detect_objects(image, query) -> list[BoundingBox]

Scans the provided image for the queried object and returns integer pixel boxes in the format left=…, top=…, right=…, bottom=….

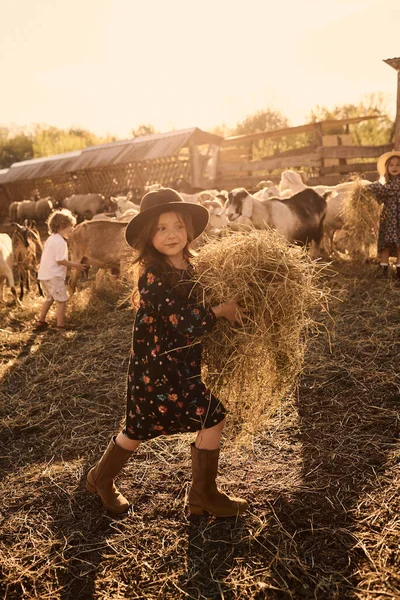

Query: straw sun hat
left=377, top=151, right=400, bottom=177
left=125, top=187, right=209, bottom=248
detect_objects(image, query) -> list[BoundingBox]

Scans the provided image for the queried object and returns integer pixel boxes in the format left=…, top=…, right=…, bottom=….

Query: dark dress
left=123, top=264, right=226, bottom=440
left=369, top=177, right=400, bottom=253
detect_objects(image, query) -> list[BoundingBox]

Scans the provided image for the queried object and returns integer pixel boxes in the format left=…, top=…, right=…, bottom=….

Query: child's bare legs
left=56, top=301, right=67, bottom=327
left=115, top=431, right=141, bottom=452
left=195, top=418, right=226, bottom=450
left=396, top=247, right=400, bottom=281
left=39, top=298, right=53, bottom=323
left=115, top=419, right=226, bottom=452
left=379, top=248, right=390, bottom=264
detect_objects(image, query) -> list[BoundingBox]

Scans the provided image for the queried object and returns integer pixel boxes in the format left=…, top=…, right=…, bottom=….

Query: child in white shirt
left=36, top=211, right=85, bottom=330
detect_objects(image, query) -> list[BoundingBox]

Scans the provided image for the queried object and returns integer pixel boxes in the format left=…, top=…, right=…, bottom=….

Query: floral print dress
left=369, top=177, right=400, bottom=253
left=124, top=264, right=226, bottom=440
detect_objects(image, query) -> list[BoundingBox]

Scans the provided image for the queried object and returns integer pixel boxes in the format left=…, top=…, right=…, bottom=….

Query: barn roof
left=0, top=128, right=223, bottom=184
left=0, top=151, right=83, bottom=184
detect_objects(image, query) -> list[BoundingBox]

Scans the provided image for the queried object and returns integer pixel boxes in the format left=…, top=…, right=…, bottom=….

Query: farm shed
left=0, top=127, right=223, bottom=215
left=216, top=115, right=393, bottom=191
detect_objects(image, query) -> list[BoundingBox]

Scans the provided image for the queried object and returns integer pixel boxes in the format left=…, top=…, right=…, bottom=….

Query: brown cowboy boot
left=188, top=443, right=248, bottom=517
left=86, top=436, right=133, bottom=514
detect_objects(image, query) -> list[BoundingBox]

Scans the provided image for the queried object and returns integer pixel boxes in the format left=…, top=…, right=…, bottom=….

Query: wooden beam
left=308, top=172, right=378, bottom=186
left=189, top=143, right=201, bottom=187
left=383, top=57, right=400, bottom=70
left=222, top=116, right=380, bottom=146
left=218, top=152, right=320, bottom=173
left=383, top=58, right=400, bottom=150
left=260, top=144, right=318, bottom=159
left=320, top=162, right=378, bottom=175
left=319, top=144, right=393, bottom=159
left=203, top=144, right=220, bottom=185
left=395, top=70, right=400, bottom=150
left=215, top=175, right=279, bottom=190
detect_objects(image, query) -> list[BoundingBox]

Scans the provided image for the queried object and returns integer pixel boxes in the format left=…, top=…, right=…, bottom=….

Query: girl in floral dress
left=86, top=188, right=248, bottom=517
left=368, top=151, right=400, bottom=279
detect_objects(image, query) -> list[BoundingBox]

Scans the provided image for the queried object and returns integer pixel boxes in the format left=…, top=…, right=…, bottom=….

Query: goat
left=224, top=188, right=328, bottom=259
left=61, top=193, right=107, bottom=220
left=11, top=223, right=43, bottom=300
left=0, top=234, right=21, bottom=306
left=278, top=169, right=373, bottom=253
left=67, top=220, right=129, bottom=293
left=109, top=195, right=137, bottom=218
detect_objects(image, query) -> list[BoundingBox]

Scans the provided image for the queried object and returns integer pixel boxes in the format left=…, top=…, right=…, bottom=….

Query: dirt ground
left=0, top=259, right=399, bottom=600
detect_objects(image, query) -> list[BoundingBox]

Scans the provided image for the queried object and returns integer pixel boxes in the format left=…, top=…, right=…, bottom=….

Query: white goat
left=110, top=196, right=137, bottom=218
left=0, top=234, right=21, bottom=305
left=254, top=180, right=281, bottom=199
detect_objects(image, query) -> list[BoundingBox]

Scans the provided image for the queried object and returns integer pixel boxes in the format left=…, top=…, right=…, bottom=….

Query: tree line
left=0, top=126, right=118, bottom=169
left=0, top=93, right=394, bottom=170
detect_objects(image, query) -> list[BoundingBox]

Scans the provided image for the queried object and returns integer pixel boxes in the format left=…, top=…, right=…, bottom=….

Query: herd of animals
left=0, top=170, right=373, bottom=305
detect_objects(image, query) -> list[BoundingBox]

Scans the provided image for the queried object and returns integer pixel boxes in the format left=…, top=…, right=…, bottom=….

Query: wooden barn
left=0, top=128, right=223, bottom=218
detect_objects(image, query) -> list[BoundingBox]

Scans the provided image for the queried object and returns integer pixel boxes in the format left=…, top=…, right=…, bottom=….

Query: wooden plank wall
left=216, top=142, right=394, bottom=190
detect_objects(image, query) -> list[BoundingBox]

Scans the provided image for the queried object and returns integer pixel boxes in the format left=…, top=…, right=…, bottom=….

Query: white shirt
left=38, top=233, right=68, bottom=280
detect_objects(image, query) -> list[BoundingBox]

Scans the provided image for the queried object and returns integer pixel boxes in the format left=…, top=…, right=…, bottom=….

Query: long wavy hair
left=384, top=156, right=400, bottom=183
left=130, top=210, right=196, bottom=307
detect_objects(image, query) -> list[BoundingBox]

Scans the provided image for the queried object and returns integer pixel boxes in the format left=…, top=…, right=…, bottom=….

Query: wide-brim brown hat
left=377, top=151, right=400, bottom=177
left=125, top=187, right=209, bottom=248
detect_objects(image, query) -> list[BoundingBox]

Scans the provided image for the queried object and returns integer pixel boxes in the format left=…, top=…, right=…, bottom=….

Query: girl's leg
left=379, top=248, right=390, bottom=264
left=115, top=431, right=141, bottom=452
left=56, top=301, right=66, bottom=327
left=396, top=247, right=400, bottom=280
left=86, top=431, right=140, bottom=514
left=195, top=418, right=226, bottom=450
left=189, top=418, right=248, bottom=516
left=39, top=298, right=54, bottom=323
left=378, top=248, right=390, bottom=278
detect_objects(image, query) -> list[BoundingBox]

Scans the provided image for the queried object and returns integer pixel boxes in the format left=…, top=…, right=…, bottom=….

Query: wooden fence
left=215, top=117, right=393, bottom=190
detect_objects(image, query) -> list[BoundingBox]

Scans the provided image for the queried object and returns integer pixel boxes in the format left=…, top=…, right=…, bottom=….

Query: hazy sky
left=1, top=0, right=399, bottom=139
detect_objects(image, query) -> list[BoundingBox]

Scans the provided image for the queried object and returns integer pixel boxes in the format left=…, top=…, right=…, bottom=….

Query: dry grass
left=0, top=258, right=399, bottom=599
left=343, top=180, right=381, bottom=261
left=193, top=230, right=329, bottom=437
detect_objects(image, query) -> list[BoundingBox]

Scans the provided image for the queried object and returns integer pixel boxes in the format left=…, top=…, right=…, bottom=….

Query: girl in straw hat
left=368, top=151, right=400, bottom=279
left=86, top=188, right=248, bottom=517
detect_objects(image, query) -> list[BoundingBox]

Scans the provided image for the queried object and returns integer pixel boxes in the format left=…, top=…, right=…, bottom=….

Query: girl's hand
left=212, top=301, right=245, bottom=326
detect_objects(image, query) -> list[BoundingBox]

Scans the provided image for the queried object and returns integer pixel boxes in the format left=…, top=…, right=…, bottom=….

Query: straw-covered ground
left=0, top=255, right=399, bottom=599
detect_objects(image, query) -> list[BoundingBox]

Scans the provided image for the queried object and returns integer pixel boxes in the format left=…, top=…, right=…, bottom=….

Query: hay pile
left=192, top=229, right=327, bottom=434
left=343, top=179, right=381, bottom=260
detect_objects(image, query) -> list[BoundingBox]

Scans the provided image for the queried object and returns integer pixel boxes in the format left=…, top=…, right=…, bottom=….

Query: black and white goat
left=224, top=187, right=328, bottom=259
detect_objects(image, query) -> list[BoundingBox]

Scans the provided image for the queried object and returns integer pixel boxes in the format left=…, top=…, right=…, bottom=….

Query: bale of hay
left=192, top=229, right=328, bottom=435
left=343, top=180, right=381, bottom=260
